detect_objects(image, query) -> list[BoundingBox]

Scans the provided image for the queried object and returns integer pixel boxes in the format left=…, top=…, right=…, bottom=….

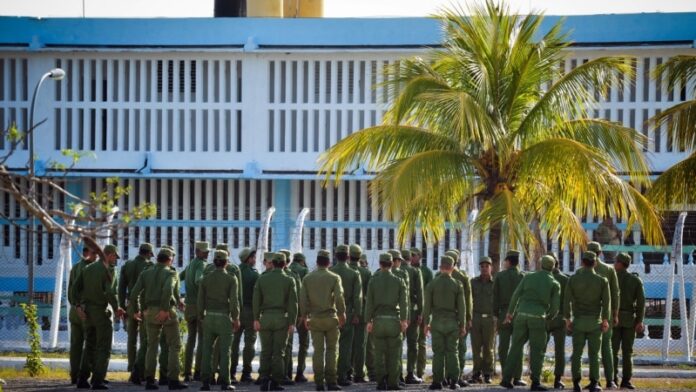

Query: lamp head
left=49, top=68, right=65, bottom=81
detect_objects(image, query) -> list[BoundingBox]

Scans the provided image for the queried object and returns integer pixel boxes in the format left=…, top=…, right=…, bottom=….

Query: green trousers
left=612, top=327, right=635, bottom=381
left=546, top=321, right=566, bottom=378
left=366, top=332, right=375, bottom=379
left=406, top=313, right=420, bottom=374
left=503, top=315, right=547, bottom=384
left=231, top=307, right=256, bottom=376
left=183, top=305, right=203, bottom=377
left=309, top=317, right=340, bottom=386
left=417, top=323, right=427, bottom=377
left=336, top=317, right=355, bottom=382
left=258, top=313, right=290, bottom=383
left=351, top=321, right=367, bottom=379
left=601, top=326, right=614, bottom=381
left=159, top=331, right=169, bottom=377
left=571, top=317, right=602, bottom=382
left=431, top=318, right=460, bottom=384
left=126, top=310, right=147, bottom=374
left=144, top=306, right=181, bottom=381
left=457, top=331, right=468, bottom=377
left=471, top=314, right=495, bottom=375
left=201, top=314, right=234, bottom=384
left=372, top=318, right=402, bottom=389
left=80, top=305, right=113, bottom=384
left=497, top=311, right=522, bottom=379
left=69, top=307, right=88, bottom=381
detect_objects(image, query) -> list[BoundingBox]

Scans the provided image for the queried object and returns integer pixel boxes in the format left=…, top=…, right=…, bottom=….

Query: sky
left=1, top=0, right=696, bottom=18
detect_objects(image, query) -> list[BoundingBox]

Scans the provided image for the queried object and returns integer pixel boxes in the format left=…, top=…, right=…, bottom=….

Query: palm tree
left=319, top=1, right=664, bottom=266
left=649, top=55, right=696, bottom=209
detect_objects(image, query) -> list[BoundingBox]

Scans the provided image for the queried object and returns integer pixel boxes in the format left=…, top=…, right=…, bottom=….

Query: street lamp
left=27, top=68, right=65, bottom=304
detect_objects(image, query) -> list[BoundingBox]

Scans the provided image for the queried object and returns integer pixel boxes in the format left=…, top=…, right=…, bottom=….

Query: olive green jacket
left=129, top=263, right=178, bottom=313
left=471, top=275, right=494, bottom=316
left=364, top=269, right=408, bottom=322
left=240, top=263, right=260, bottom=307
left=74, top=260, right=119, bottom=310
left=197, top=268, right=240, bottom=320
left=203, top=262, right=242, bottom=309
left=68, top=258, right=92, bottom=306
left=564, top=267, right=610, bottom=322
left=403, top=264, right=424, bottom=316
left=423, top=273, right=466, bottom=327
left=419, top=264, right=434, bottom=290
left=594, top=259, right=620, bottom=318
left=180, top=257, right=207, bottom=305
left=289, top=262, right=309, bottom=280
left=507, top=270, right=561, bottom=319
left=330, top=261, right=363, bottom=317
left=493, top=266, right=525, bottom=317
left=299, top=267, right=345, bottom=318
left=616, top=270, right=646, bottom=328
left=252, top=268, right=298, bottom=324
left=453, top=269, right=473, bottom=323
left=118, top=255, right=153, bottom=309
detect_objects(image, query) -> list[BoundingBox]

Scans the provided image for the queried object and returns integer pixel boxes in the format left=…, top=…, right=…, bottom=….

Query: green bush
left=19, top=304, right=46, bottom=377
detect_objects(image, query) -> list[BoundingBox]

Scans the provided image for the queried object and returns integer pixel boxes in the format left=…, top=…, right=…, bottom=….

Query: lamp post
left=27, top=68, right=65, bottom=304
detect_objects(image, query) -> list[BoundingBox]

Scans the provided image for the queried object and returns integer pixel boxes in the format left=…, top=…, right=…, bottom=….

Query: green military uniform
left=253, top=253, right=298, bottom=387
left=365, top=253, right=408, bottom=390
left=158, top=250, right=183, bottom=385
left=388, top=250, right=410, bottom=383
left=588, top=242, right=620, bottom=386
left=198, top=250, right=240, bottom=390
left=364, top=257, right=377, bottom=382
left=611, top=253, right=645, bottom=388
left=329, top=244, right=363, bottom=384
left=413, top=248, right=433, bottom=379
left=283, top=261, right=302, bottom=383
left=73, top=245, right=121, bottom=388
left=470, top=257, right=495, bottom=380
left=493, top=250, right=525, bottom=381
left=401, top=249, right=424, bottom=383
left=130, top=248, right=184, bottom=387
left=118, top=243, right=154, bottom=380
left=300, top=249, right=346, bottom=389
left=423, top=256, right=467, bottom=386
left=181, top=241, right=210, bottom=379
left=546, top=254, right=569, bottom=387
left=231, top=248, right=259, bottom=381
left=501, top=256, right=561, bottom=388
left=565, top=251, right=611, bottom=391
left=348, top=245, right=371, bottom=382
left=289, top=253, right=310, bottom=381
left=445, top=249, right=472, bottom=384
left=68, top=255, right=95, bottom=383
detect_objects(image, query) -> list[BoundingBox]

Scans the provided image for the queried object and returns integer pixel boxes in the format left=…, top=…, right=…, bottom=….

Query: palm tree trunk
left=489, top=222, right=503, bottom=274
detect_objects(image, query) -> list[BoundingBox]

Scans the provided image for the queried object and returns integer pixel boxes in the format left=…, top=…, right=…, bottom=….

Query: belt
left=375, top=315, right=399, bottom=320
left=475, top=313, right=492, bottom=318
left=517, top=312, right=546, bottom=319
left=206, top=311, right=230, bottom=317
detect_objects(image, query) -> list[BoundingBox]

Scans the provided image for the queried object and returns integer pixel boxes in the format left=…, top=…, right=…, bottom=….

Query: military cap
left=158, top=247, right=175, bottom=258
left=505, top=250, right=521, bottom=258
left=317, top=249, right=331, bottom=259
left=410, top=247, right=422, bottom=256
left=214, top=250, right=229, bottom=260
left=587, top=241, right=602, bottom=254
left=582, top=251, right=597, bottom=261
left=195, top=241, right=210, bottom=252
left=161, top=245, right=174, bottom=251
left=616, top=252, right=632, bottom=265
left=215, top=243, right=229, bottom=251
left=440, top=255, right=454, bottom=267
left=238, top=247, right=253, bottom=262
left=273, top=252, right=287, bottom=263
left=401, top=249, right=412, bottom=259
left=104, top=244, right=120, bottom=258
left=444, top=250, right=459, bottom=261
left=335, top=244, right=349, bottom=254
left=546, top=251, right=559, bottom=262
left=479, top=256, right=492, bottom=265
left=388, top=249, right=403, bottom=260
left=359, top=253, right=367, bottom=261
left=139, top=243, right=154, bottom=253
left=293, top=252, right=306, bottom=261
left=379, top=253, right=393, bottom=264
left=447, top=248, right=461, bottom=257
left=349, top=244, right=363, bottom=258
left=263, top=251, right=274, bottom=260
left=279, top=249, right=292, bottom=259
left=540, top=255, right=555, bottom=271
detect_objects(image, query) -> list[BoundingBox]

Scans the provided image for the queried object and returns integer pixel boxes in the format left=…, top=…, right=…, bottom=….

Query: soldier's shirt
left=76, top=260, right=119, bottom=310
left=564, top=267, right=610, bottom=322
left=68, top=258, right=93, bottom=307
left=252, top=268, right=298, bottom=324
left=616, top=270, right=645, bottom=328
left=364, top=269, right=408, bottom=322
left=594, top=260, right=620, bottom=317
left=299, top=267, right=346, bottom=318
left=197, top=268, right=240, bottom=319
left=182, top=257, right=207, bottom=305
left=507, top=270, right=560, bottom=319
left=118, top=255, right=153, bottom=309
left=349, top=261, right=372, bottom=301
left=240, top=263, right=260, bottom=307
left=419, top=264, right=434, bottom=290
left=493, top=266, right=525, bottom=316
left=203, top=262, right=243, bottom=307
left=330, top=262, right=363, bottom=316
left=289, top=262, right=309, bottom=280
left=422, top=273, right=466, bottom=326
left=129, top=263, right=178, bottom=313
left=471, top=275, right=494, bottom=315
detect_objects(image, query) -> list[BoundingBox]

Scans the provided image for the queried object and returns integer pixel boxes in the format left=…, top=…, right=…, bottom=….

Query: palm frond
left=650, top=100, right=696, bottom=152
left=653, top=55, right=696, bottom=95
left=648, top=152, right=696, bottom=209
left=474, top=188, right=535, bottom=250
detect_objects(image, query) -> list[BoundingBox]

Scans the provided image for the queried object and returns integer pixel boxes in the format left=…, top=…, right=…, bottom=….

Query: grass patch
left=0, top=351, right=126, bottom=359
left=0, top=368, right=131, bottom=381
left=633, top=378, right=696, bottom=390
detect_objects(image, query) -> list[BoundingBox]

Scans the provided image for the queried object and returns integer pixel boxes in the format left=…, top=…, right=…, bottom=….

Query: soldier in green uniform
left=388, top=249, right=410, bottom=387
left=231, top=248, right=259, bottom=383
left=348, top=244, right=371, bottom=384
left=290, top=252, right=310, bottom=383
left=282, top=253, right=302, bottom=386
left=181, top=241, right=210, bottom=382
left=444, top=249, right=472, bottom=388
left=253, top=252, right=298, bottom=391
left=611, top=253, right=645, bottom=390
left=73, top=244, right=125, bottom=390
left=359, top=254, right=368, bottom=269
left=469, top=256, right=495, bottom=384
left=545, top=252, right=569, bottom=390
left=330, top=244, right=363, bottom=386
left=500, top=255, right=561, bottom=391
left=157, top=245, right=185, bottom=387
left=493, top=250, right=526, bottom=387
left=363, top=253, right=377, bottom=382
left=401, top=249, right=424, bottom=385
left=119, top=243, right=155, bottom=384
left=365, top=253, right=409, bottom=391
left=130, top=247, right=188, bottom=390
left=300, top=249, right=346, bottom=391
left=68, top=246, right=97, bottom=385
left=423, top=255, right=467, bottom=390
left=564, top=251, right=611, bottom=392
left=587, top=242, right=620, bottom=389
left=411, top=247, right=432, bottom=381
left=199, top=250, right=241, bottom=391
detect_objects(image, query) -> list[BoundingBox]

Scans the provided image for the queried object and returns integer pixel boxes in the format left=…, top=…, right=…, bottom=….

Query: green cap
left=582, top=251, right=597, bottom=261
left=349, top=244, right=363, bottom=258
left=616, top=252, right=632, bottom=265
left=444, top=250, right=459, bottom=261
left=505, top=250, right=520, bottom=258
left=388, top=249, right=403, bottom=260
left=401, top=249, right=412, bottom=259
left=359, top=253, right=367, bottom=261
left=410, top=247, right=422, bottom=256
left=104, top=244, right=120, bottom=258
left=139, top=243, right=154, bottom=253
left=238, top=247, right=254, bottom=262
left=335, top=244, right=349, bottom=254
left=379, top=253, right=393, bottom=264
left=279, top=249, right=292, bottom=259
left=293, top=252, right=306, bottom=262
left=158, top=247, right=175, bottom=259
left=273, top=252, right=287, bottom=263
left=215, top=243, right=229, bottom=251
left=479, top=256, right=492, bottom=265
left=317, top=249, right=331, bottom=259
left=546, top=251, right=558, bottom=262
left=195, top=241, right=210, bottom=252
left=540, top=255, right=555, bottom=271
left=263, top=251, right=274, bottom=260
left=587, top=242, right=602, bottom=254
left=440, top=255, right=454, bottom=267
left=214, top=250, right=229, bottom=260
left=447, top=248, right=460, bottom=256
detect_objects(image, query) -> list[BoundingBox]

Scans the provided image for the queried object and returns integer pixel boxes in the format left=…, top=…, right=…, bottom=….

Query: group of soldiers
left=67, top=240, right=645, bottom=392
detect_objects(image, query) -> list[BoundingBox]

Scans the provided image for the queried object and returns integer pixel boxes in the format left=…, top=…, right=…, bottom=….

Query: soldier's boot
left=269, top=380, right=285, bottom=391
left=220, top=383, right=235, bottom=391
left=587, top=380, right=602, bottom=392
left=457, top=377, right=469, bottom=387
left=71, top=375, right=78, bottom=385
left=448, top=378, right=460, bottom=390
left=259, top=378, right=271, bottom=392
left=212, top=374, right=219, bottom=385
left=376, top=376, right=388, bottom=390
left=199, top=381, right=211, bottom=391
left=405, top=372, right=423, bottom=384
left=337, top=379, right=352, bottom=387
left=353, top=375, right=367, bottom=383
left=483, top=375, right=492, bottom=384
left=168, top=379, right=189, bottom=390
left=131, top=368, right=143, bottom=385
left=620, top=379, right=635, bottom=390
left=193, top=373, right=201, bottom=382
left=514, top=379, right=528, bottom=387
left=229, top=374, right=238, bottom=385
left=145, top=377, right=160, bottom=390
left=159, top=372, right=170, bottom=386
left=429, top=381, right=443, bottom=390
left=469, top=372, right=483, bottom=384
left=90, top=382, right=109, bottom=390
left=183, top=375, right=192, bottom=383
left=315, top=383, right=326, bottom=391
left=554, top=376, right=565, bottom=390
left=255, top=377, right=264, bottom=386
left=572, top=380, right=581, bottom=392
left=281, top=376, right=295, bottom=386
left=605, top=380, right=618, bottom=390
left=530, top=381, right=549, bottom=391
left=240, top=372, right=253, bottom=383
left=327, top=384, right=342, bottom=391
left=499, top=379, right=514, bottom=389
left=294, top=372, right=308, bottom=383
left=77, top=377, right=91, bottom=389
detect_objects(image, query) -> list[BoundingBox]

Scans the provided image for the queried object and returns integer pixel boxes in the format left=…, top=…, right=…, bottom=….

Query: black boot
left=376, top=376, right=387, bottom=390
left=240, top=372, right=254, bottom=383
left=71, top=375, right=78, bottom=385
left=620, top=379, right=635, bottom=390
left=449, top=378, right=460, bottom=390
left=260, top=378, right=271, bottom=392
left=530, top=381, right=549, bottom=391
left=337, top=378, right=352, bottom=387
left=193, top=373, right=201, bottom=382
left=554, top=376, right=565, bottom=390
left=483, top=374, right=492, bottom=384
left=131, top=368, right=142, bottom=385
left=573, top=380, right=581, bottom=392
left=168, top=379, right=189, bottom=390
left=588, top=380, right=602, bottom=392
left=315, top=383, right=326, bottom=391
left=146, top=377, right=160, bottom=390
left=605, top=380, right=617, bottom=390
left=281, top=376, right=295, bottom=386
left=77, top=377, right=91, bottom=389
left=353, top=375, right=367, bottom=383
left=327, top=384, right=342, bottom=391
left=199, top=381, right=211, bottom=391
left=90, top=383, right=109, bottom=390
left=230, top=374, right=238, bottom=385
left=270, top=379, right=285, bottom=391
left=295, top=372, right=308, bottom=383
left=220, top=383, right=235, bottom=391
left=159, top=374, right=170, bottom=386
left=429, top=381, right=443, bottom=390
left=500, top=379, right=514, bottom=389
left=405, top=372, right=423, bottom=384
left=457, top=377, right=469, bottom=387
left=514, top=379, right=527, bottom=387
left=469, top=372, right=482, bottom=384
